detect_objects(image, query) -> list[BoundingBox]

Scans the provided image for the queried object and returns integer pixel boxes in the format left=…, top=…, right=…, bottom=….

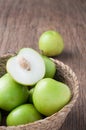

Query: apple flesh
left=6, top=104, right=42, bottom=126
left=6, top=48, right=45, bottom=86
left=42, top=55, right=56, bottom=78
left=39, top=30, right=64, bottom=56
left=0, top=73, right=29, bottom=111
left=33, top=78, right=71, bottom=116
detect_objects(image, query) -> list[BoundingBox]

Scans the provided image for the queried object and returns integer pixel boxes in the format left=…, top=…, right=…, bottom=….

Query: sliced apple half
left=6, top=48, right=45, bottom=86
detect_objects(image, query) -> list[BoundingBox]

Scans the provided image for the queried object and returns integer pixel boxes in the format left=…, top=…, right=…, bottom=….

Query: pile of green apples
left=0, top=30, right=71, bottom=126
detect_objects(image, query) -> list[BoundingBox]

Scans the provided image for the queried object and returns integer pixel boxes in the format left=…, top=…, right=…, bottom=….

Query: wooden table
left=0, top=0, right=86, bottom=130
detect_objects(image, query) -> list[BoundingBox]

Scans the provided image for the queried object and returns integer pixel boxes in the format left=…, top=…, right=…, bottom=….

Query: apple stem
left=19, top=57, right=30, bottom=71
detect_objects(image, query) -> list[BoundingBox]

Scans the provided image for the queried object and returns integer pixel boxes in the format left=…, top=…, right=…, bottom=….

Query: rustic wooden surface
left=0, top=0, right=86, bottom=130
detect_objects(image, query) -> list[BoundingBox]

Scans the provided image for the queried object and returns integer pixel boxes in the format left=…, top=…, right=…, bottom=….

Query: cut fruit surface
left=6, top=48, right=45, bottom=86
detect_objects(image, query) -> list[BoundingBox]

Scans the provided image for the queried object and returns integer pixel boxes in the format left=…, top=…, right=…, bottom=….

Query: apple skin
left=0, top=73, right=29, bottom=111
left=28, top=88, right=34, bottom=103
left=33, top=78, right=71, bottom=116
left=42, top=55, right=56, bottom=78
left=39, top=30, right=64, bottom=56
left=6, top=104, right=42, bottom=126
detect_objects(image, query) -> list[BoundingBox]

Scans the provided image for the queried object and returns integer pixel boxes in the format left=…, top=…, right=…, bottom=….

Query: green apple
left=6, top=104, right=42, bottom=126
left=6, top=48, right=45, bottom=86
left=42, top=55, right=56, bottom=78
left=33, top=78, right=71, bottom=116
left=28, top=88, right=34, bottom=103
left=39, top=30, right=64, bottom=56
left=0, top=73, right=29, bottom=111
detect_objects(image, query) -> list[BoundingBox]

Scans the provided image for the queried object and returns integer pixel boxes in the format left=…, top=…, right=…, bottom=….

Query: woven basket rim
left=0, top=53, right=79, bottom=129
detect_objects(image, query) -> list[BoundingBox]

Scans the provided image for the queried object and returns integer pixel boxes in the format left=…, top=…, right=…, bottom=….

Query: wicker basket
left=0, top=53, right=79, bottom=130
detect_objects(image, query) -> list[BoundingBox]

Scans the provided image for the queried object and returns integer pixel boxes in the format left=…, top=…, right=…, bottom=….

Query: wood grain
left=0, top=0, right=86, bottom=130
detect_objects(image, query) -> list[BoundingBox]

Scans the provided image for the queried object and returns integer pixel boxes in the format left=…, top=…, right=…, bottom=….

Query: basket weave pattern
left=0, top=54, right=79, bottom=130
